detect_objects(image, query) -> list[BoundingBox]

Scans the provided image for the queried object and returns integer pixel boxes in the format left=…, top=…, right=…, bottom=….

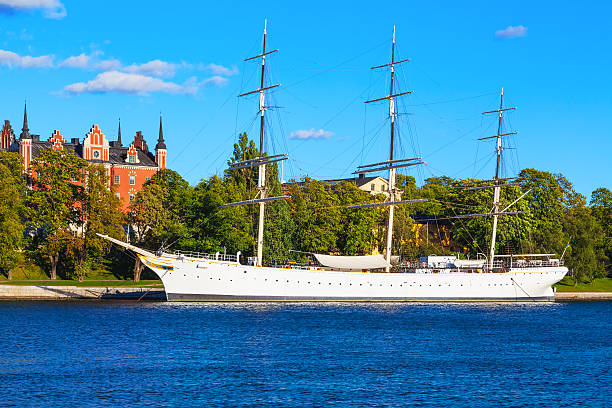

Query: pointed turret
left=155, top=114, right=167, bottom=170
left=20, top=102, right=30, bottom=140
left=156, top=114, right=166, bottom=150
left=117, top=118, right=122, bottom=147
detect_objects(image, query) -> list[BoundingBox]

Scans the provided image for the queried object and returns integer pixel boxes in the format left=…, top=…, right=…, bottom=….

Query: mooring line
left=511, top=277, right=536, bottom=302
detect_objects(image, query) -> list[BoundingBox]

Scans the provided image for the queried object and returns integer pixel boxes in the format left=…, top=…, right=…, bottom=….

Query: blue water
left=0, top=302, right=610, bottom=407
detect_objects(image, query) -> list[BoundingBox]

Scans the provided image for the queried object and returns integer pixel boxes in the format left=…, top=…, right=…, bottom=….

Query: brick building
left=0, top=103, right=167, bottom=210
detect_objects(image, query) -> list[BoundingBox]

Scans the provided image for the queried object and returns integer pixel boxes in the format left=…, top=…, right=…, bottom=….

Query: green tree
left=29, top=149, right=86, bottom=279
left=334, top=181, right=382, bottom=255
left=288, top=178, right=341, bottom=253
left=75, top=163, right=124, bottom=281
left=129, top=169, right=192, bottom=281
left=0, top=151, right=26, bottom=279
left=590, top=187, right=612, bottom=276
left=563, top=197, right=606, bottom=285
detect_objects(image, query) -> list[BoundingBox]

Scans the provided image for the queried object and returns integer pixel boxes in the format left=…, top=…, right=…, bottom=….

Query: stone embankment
left=555, top=292, right=612, bottom=301
left=0, top=285, right=166, bottom=300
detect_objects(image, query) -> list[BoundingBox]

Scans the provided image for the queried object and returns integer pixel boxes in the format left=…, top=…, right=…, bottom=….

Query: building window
left=381, top=185, right=385, bottom=191
left=129, top=155, right=135, bottom=164
left=115, top=192, right=120, bottom=199
left=114, top=175, right=120, bottom=184
left=129, top=193, right=135, bottom=202
left=145, top=176, right=151, bottom=181
left=130, top=175, right=135, bottom=185
left=93, top=150, right=100, bottom=159
left=371, top=184, right=375, bottom=191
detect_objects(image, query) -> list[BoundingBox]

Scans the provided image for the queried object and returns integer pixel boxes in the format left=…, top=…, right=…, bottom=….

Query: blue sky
left=0, top=0, right=610, bottom=197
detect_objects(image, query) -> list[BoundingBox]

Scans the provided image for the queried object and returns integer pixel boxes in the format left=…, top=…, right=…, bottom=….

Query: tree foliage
left=0, top=151, right=26, bottom=278
left=1, top=135, right=609, bottom=282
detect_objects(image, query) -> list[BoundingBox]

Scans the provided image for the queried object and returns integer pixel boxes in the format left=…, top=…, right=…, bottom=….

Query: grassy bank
left=0, top=279, right=163, bottom=288
left=554, top=277, right=612, bottom=292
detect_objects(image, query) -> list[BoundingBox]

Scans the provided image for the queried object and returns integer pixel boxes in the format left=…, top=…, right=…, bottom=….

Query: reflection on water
left=1, top=301, right=610, bottom=407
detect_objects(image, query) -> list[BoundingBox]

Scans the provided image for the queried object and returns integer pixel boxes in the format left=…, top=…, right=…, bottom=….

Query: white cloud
left=63, top=71, right=196, bottom=95
left=60, top=53, right=121, bottom=70
left=95, top=58, right=121, bottom=71
left=0, top=0, right=66, bottom=19
left=289, top=128, right=334, bottom=140
left=60, top=53, right=91, bottom=68
left=204, top=63, right=238, bottom=76
left=201, top=75, right=228, bottom=86
left=122, top=59, right=178, bottom=78
left=0, top=48, right=53, bottom=67
left=495, top=25, right=528, bottom=40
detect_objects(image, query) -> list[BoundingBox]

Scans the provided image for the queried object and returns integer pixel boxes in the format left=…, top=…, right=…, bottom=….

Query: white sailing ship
left=100, top=24, right=567, bottom=302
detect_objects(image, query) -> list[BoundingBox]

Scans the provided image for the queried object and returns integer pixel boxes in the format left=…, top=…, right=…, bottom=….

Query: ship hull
left=140, top=254, right=567, bottom=302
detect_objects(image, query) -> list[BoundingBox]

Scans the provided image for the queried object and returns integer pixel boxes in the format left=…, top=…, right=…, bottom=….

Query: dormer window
left=129, top=155, right=135, bottom=163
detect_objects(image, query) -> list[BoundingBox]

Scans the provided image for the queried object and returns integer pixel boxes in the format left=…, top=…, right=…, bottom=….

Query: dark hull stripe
left=166, top=293, right=555, bottom=302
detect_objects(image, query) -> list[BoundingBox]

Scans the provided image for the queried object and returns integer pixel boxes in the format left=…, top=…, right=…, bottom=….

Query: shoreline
left=1, top=284, right=611, bottom=302
left=554, top=291, right=612, bottom=301
left=0, top=285, right=166, bottom=301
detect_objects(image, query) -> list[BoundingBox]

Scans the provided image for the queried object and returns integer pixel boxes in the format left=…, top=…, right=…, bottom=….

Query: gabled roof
left=322, top=176, right=387, bottom=188
left=14, top=140, right=158, bottom=167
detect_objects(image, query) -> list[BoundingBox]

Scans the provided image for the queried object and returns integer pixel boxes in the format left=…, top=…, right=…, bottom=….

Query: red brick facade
left=2, top=105, right=169, bottom=211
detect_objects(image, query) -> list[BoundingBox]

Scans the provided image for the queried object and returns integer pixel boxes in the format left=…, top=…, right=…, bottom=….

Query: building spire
left=20, top=101, right=30, bottom=139
left=117, top=118, right=122, bottom=146
left=156, top=114, right=166, bottom=149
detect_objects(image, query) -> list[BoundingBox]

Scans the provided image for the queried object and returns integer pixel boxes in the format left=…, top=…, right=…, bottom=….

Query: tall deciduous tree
left=29, top=149, right=86, bottom=279
left=76, top=163, right=124, bottom=281
left=0, top=151, right=26, bottom=279
left=129, top=169, right=191, bottom=281
left=563, top=195, right=606, bottom=285
left=590, top=187, right=611, bottom=276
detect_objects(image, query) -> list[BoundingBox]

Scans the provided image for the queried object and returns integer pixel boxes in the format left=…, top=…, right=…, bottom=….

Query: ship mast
left=386, top=27, right=398, bottom=274
left=351, top=27, right=425, bottom=272
left=224, top=20, right=288, bottom=267
left=482, top=88, right=516, bottom=269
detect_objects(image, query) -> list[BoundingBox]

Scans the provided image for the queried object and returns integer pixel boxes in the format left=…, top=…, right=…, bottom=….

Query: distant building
left=0, top=103, right=168, bottom=210
left=283, top=174, right=390, bottom=197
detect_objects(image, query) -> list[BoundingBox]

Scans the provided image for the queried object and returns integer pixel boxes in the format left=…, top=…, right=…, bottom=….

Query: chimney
left=71, top=138, right=80, bottom=144
left=358, top=173, right=365, bottom=179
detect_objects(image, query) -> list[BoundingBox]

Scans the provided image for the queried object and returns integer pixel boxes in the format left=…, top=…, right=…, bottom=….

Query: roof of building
left=323, top=176, right=387, bottom=188
left=9, top=139, right=157, bottom=167
left=282, top=175, right=388, bottom=190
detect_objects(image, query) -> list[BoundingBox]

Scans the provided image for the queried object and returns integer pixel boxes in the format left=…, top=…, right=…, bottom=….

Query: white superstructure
left=98, top=235, right=566, bottom=302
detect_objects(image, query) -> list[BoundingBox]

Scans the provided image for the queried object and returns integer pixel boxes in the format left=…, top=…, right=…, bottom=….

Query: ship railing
left=488, top=258, right=564, bottom=271
left=172, top=250, right=238, bottom=262
left=397, top=258, right=564, bottom=273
